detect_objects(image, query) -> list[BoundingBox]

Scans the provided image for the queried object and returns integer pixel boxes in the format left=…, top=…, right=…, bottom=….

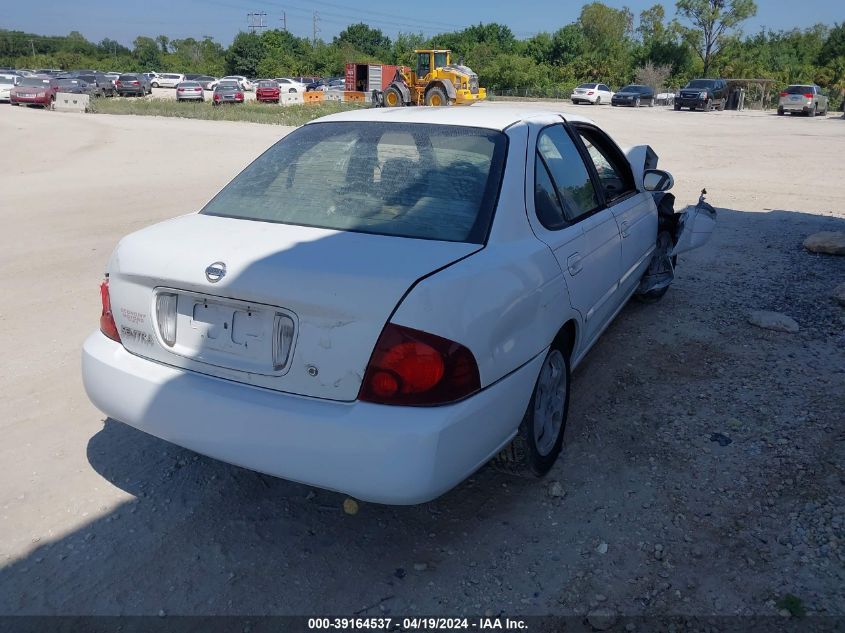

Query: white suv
left=151, top=73, right=186, bottom=89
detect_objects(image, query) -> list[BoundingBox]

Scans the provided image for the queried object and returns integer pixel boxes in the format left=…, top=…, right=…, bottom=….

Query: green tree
left=333, top=23, right=391, bottom=59
left=676, top=0, right=757, bottom=75
left=226, top=31, right=263, bottom=76
left=391, top=32, right=426, bottom=66
left=818, top=23, right=845, bottom=66
left=133, top=36, right=162, bottom=69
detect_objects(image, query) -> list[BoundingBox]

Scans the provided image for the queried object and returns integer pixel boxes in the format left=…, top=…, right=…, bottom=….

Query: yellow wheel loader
left=382, top=50, right=486, bottom=107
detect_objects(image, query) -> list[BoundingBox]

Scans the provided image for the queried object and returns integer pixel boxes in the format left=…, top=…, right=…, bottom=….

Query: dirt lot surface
left=1, top=103, right=843, bottom=623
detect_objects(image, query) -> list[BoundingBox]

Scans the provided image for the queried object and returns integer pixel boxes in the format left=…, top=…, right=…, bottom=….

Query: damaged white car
left=81, top=107, right=715, bottom=504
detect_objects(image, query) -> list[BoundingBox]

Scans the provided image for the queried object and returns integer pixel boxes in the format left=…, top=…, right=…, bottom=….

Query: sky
left=3, top=0, right=842, bottom=46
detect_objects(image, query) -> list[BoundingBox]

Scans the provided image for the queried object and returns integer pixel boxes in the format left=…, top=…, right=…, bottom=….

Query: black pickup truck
left=675, top=79, right=728, bottom=111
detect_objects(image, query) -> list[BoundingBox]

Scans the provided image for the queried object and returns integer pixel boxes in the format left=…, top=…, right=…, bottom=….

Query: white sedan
left=0, top=74, right=19, bottom=101
left=221, top=75, right=253, bottom=91
left=571, top=82, right=614, bottom=105
left=82, top=107, right=715, bottom=504
left=274, top=77, right=307, bottom=93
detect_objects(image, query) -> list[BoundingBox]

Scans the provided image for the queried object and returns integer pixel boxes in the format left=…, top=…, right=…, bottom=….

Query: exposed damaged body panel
left=637, top=190, right=717, bottom=295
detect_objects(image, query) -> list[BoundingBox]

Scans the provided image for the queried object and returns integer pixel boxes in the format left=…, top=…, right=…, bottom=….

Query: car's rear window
left=201, top=121, right=508, bottom=243
left=19, top=77, right=49, bottom=87
left=577, top=83, right=597, bottom=89
left=784, top=86, right=813, bottom=94
left=258, top=80, right=277, bottom=87
left=118, top=75, right=138, bottom=80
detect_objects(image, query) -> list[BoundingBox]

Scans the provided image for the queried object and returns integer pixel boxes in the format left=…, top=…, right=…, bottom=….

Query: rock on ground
left=748, top=310, right=800, bottom=333
left=834, top=282, right=845, bottom=307
left=803, top=231, right=845, bottom=255
left=586, top=607, right=618, bottom=631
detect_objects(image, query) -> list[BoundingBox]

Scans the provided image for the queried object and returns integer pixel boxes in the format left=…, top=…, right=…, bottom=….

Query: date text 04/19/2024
left=307, top=617, right=528, bottom=630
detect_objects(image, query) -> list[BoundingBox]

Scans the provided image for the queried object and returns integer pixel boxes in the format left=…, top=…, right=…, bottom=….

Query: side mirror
left=643, top=169, right=674, bottom=192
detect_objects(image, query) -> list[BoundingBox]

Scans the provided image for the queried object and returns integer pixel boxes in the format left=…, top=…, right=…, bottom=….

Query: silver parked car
left=175, top=81, right=205, bottom=102
left=778, top=84, right=829, bottom=117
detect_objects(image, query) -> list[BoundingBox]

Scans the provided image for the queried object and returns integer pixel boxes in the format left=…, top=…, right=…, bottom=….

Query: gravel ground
left=0, top=102, right=843, bottom=623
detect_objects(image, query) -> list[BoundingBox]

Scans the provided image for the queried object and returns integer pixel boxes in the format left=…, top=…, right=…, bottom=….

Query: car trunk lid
left=107, top=213, right=480, bottom=401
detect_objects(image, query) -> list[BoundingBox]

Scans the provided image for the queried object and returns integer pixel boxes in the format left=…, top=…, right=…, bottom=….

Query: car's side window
left=573, top=126, right=636, bottom=203
left=536, top=125, right=599, bottom=224
left=534, top=154, right=567, bottom=229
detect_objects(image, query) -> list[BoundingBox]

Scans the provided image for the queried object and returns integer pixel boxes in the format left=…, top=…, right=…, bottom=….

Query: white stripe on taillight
left=156, top=292, right=178, bottom=347
left=272, top=314, right=295, bottom=370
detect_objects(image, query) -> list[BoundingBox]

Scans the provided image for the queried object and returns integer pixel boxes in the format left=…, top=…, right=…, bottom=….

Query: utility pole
left=247, top=11, right=268, bottom=34
left=30, top=39, right=36, bottom=57
left=280, top=11, right=287, bottom=31
left=312, top=11, right=320, bottom=45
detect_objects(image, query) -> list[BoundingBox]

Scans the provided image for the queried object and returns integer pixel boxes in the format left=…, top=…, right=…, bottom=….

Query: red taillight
left=99, top=279, right=121, bottom=342
left=194, top=87, right=201, bottom=91
left=803, top=93, right=813, bottom=99
left=132, top=81, right=139, bottom=85
left=115, top=81, right=122, bottom=87
left=587, top=91, right=594, bottom=95
left=779, top=92, right=788, bottom=97
left=359, top=324, right=480, bottom=406
left=236, top=92, right=243, bottom=99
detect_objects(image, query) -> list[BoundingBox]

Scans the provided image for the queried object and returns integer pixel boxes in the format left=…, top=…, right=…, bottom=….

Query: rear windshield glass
left=118, top=75, right=137, bottom=80
left=20, top=77, right=49, bottom=87
left=201, top=121, right=508, bottom=243
left=258, top=81, right=277, bottom=87
left=784, top=86, right=813, bottom=94
left=577, top=83, right=597, bottom=89
left=619, top=85, right=646, bottom=93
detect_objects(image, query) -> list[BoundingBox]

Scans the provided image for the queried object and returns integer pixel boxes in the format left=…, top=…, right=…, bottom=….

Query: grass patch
left=89, top=96, right=365, bottom=126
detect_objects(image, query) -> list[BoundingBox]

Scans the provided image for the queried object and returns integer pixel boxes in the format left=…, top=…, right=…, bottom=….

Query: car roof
left=310, top=105, right=596, bottom=131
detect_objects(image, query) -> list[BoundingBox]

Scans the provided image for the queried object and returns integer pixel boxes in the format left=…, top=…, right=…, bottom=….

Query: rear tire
left=777, top=107, right=784, bottom=115
left=808, top=105, right=816, bottom=117
left=674, top=103, right=681, bottom=111
left=151, top=82, right=159, bottom=88
left=494, top=345, right=570, bottom=477
left=648, top=97, right=654, bottom=107
left=634, top=97, right=640, bottom=108
left=595, top=96, right=601, bottom=105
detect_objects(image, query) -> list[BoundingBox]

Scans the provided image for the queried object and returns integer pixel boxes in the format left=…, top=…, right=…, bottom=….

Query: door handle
left=567, top=253, right=583, bottom=275
left=620, top=219, right=630, bottom=238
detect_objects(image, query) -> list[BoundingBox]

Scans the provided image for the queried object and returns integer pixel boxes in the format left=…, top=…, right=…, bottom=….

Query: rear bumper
left=780, top=102, right=813, bottom=112
left=82, top=332, right=543, bottom=504
left=571, top=94, right=598, bottom=103
left=176, top=94, right=204, bottom=100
